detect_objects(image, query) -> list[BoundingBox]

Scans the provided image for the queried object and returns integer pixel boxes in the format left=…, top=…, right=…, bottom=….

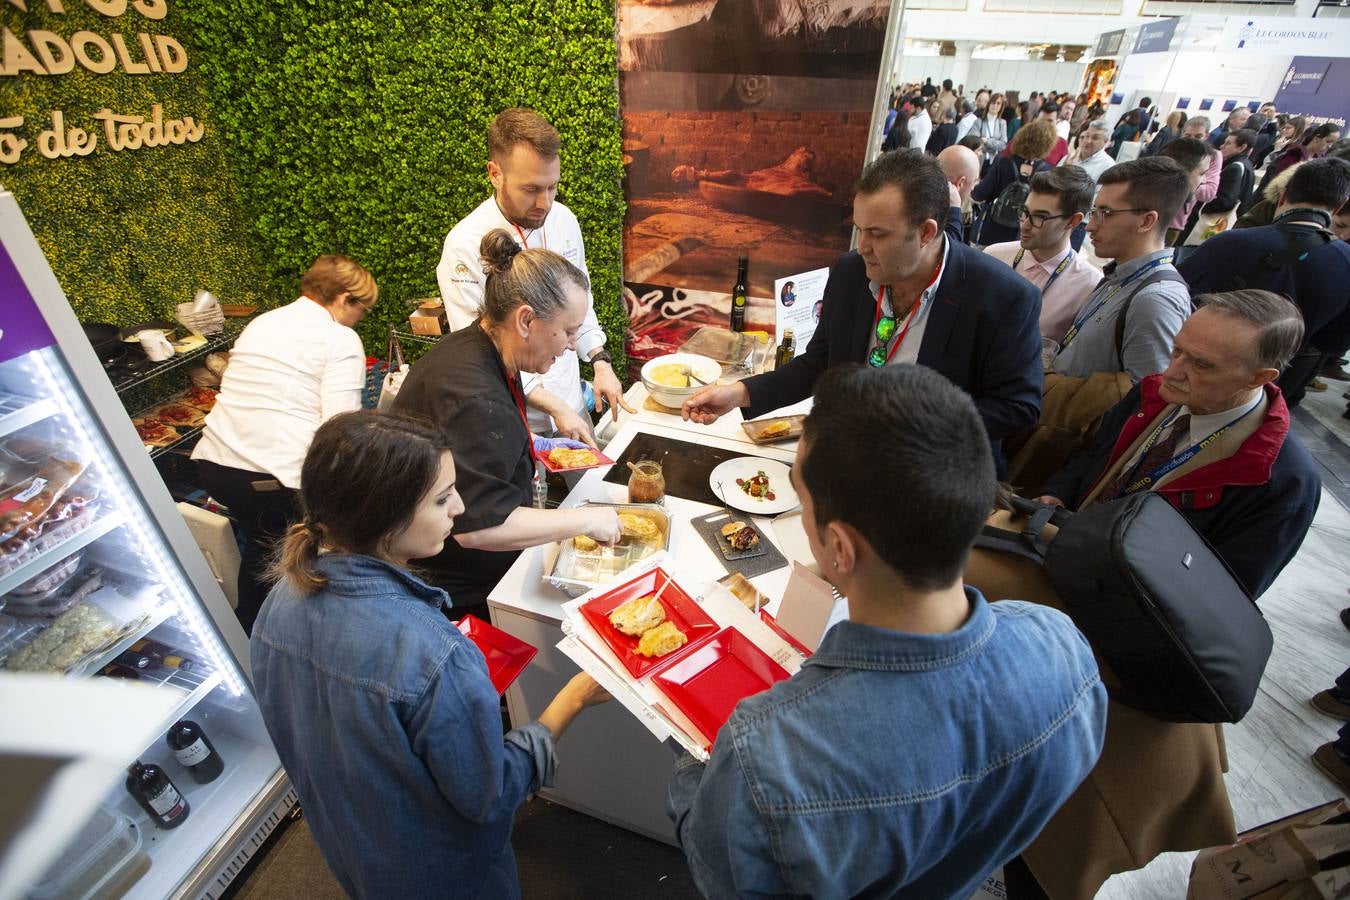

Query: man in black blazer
left=682, top=149, right=1043, bottom=474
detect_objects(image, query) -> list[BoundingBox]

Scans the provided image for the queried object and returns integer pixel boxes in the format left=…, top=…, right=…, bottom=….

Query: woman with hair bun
left=392, top=229, right=620, bottom=614
left=252, top=409, right=608, bottom=900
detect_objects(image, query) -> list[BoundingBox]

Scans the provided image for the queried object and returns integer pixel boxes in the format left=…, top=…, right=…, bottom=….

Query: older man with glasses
left=1047, top=157, right=1193, bottom=383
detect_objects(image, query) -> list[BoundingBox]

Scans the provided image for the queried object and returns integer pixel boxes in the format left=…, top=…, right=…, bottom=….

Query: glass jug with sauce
left=627, top=460, right=665, bottom=504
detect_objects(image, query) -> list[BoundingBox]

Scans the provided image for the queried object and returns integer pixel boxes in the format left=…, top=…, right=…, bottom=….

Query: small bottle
left=730, top=255, right=748, bottom=332
left=167, top=719, right=225, bottom=784
left=775, top=329, right=796, bottom=370
left=129, top=638, right=195, bottom=671
left=126, top=761, right=190, bottom=829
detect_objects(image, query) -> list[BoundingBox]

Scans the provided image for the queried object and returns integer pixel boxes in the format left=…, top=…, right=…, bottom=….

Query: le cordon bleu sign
left=1, top=0, right=204, bottom=165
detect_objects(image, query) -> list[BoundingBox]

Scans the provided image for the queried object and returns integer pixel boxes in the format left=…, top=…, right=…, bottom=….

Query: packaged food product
left=5, top=601, right=119, bottom=672
left=10, top=551, right=82, bottom=597
left=0, top=455, right=88, bottom=543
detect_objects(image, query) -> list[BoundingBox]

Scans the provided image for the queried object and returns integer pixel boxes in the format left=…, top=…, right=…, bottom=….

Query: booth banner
left=1219, top=17, right=1350, bottom=56
left=1133, top=19, right=1178, bottom=55
left=0, top=243, right=54, bottom=364
left=1094, top=29, right=1125, bottom=59
left=1275, top=57, right=1350, bottom=129
left=618, top=0, right=892, bottom=379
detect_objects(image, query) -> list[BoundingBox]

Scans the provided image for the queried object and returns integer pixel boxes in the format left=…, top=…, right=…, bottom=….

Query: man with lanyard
left=435, top=107, right=631, bottom=443
left=1178, top=157, right=1350, bottom=407
left=1048, top=157, right=1192, bottom=382
left=1040, top=290, right=1320, bottom=599
left=681, top=149, right=1043, bottom=476
left=984, top=166, right=1102, bottom=343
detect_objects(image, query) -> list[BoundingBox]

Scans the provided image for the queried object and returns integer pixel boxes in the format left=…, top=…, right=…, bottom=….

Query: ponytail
left=267, top=519, right=327, bottom=594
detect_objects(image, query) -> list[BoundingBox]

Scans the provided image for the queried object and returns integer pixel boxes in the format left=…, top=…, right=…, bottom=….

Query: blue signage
left=1177, top=97, right=1191, bottom=109
left=1274, top=56, right=1350, bottom=129
left=1221, top=99, right=1237, bottom=112
left=1199, top=98, right=1214, bottom=110
left=1133, top=18, right=1178, bottom=55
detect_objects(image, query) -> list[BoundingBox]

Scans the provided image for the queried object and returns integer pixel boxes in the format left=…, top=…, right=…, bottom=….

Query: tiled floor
left=1097, top=397, right=1350, bottom=898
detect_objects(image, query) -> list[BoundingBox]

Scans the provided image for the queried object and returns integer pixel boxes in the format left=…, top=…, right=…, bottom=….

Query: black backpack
left=977, top=494, right=1273, bottom=724
left=988, top=164, right=1032, bottom=228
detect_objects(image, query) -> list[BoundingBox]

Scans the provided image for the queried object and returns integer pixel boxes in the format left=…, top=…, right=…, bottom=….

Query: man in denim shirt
left=667, top=365, right=1107, bottom=899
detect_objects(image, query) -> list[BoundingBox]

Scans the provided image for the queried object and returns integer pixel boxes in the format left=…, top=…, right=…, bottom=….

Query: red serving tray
left=759, top=609, right=814, bottom=657
left=579, top=567, right=718, bottom=678
left=538, top=446, right=615, bottom=473
left=456, top=615, right=537, bottom=694
left=651, top=626, right=791, bottom=748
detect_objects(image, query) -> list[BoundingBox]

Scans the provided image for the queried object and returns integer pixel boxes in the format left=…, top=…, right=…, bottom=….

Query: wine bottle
left=775, top=329, right=796, bottom=370
left=166, top=719, right=225, bottom=784
left=129, top=638, right=195, bottom=671
left=730, top=255, right=748, bottom=332
left=125, top=761, right=190, bottom=829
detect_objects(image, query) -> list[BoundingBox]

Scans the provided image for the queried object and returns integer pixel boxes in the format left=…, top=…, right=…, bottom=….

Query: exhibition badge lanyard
left=1119, top=404, right=1257, bottom=496
left=1013, top=248, right=1074, bottom=298
left=1059, top=254, right=1171, bottom=351
left=871, top=260, right=943, bottom=368
left=505, top=372, right=538, bottom=463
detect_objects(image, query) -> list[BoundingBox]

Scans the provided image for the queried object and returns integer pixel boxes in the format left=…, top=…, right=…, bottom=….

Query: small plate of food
left=579, top=566, right=717, bottom=678
left=741, top=414, right=805, bottom=445
left=708, top=457, right=798, bottom=515
left=538, top=445, right=615, bottom=473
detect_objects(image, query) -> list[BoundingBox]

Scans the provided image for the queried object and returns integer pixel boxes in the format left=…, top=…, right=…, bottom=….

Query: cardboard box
left=408, top=299, right=448, bottom=336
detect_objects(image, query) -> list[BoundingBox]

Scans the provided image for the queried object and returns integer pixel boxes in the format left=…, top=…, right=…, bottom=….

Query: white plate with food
left=708, top=458, right=798, bottom=515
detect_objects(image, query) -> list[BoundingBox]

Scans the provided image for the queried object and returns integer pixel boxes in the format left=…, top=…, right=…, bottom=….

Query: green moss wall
left=1, top=2, right=269, bottom=324
left=180, top=0, right=626, bottom=363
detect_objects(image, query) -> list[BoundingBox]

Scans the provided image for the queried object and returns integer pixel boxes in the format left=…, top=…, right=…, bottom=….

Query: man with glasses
left=984, top=167, right=1102, bottom=342
left=1047, top=157, right=1193, bottom=382
left=682, top=149, right=1042, bottom=475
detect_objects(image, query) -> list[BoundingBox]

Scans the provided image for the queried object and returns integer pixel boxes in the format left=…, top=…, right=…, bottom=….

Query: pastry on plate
left=618, top=513, right=660, bottom=543
left=758, top=420, right=792, bottom=438
left=608, top=594, right=667, bottom=636
left=637, top=621, right=687, bottom=658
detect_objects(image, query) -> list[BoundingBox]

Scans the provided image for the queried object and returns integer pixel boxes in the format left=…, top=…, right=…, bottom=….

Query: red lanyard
left=873, top=260, right=943, bottom=366
left=512, top=223, right=545, bottom=250
left=506, top=373, right=537, bottom=462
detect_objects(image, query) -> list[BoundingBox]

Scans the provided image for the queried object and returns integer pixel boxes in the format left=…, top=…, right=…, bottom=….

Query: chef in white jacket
left=435, top=107, right=629, bottom=439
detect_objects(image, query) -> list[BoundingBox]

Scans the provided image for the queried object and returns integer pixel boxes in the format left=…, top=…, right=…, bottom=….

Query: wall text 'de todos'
left=1, top=0, right=206, bottom=164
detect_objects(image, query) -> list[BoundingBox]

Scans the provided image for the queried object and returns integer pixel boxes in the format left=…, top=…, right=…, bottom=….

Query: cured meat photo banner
left=618, top=0, right=894, bottom=377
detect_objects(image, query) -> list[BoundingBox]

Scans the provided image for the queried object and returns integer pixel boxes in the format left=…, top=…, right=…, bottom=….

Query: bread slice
left=637, top=621, right=687, bottom=658
left=720, top=520, right=747, bottom=537
left=608, top=594, right=666, bottom=636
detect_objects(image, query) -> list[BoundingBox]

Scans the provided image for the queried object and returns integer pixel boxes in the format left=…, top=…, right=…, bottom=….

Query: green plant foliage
left=179, top=0, right=627, bottom=371
left=0, top=3, right=270, bottom=325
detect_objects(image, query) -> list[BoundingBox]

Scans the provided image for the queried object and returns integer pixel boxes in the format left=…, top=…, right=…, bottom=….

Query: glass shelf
left=0, top=392, right=58, bottom=440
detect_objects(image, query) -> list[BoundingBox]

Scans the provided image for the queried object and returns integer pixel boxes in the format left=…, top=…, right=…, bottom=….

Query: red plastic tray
left=456, top=615, right=537, bottom=694
left=651, top=627, right=790, bottom=747
left=538, top=446, right=615, bottom=473
left=759, top=609, right=814, bottom=657
left=579, top=567, right=717, bottom=678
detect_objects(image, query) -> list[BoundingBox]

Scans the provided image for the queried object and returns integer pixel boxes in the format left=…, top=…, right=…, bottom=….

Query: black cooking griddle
left=603, top=433, right=779, bottom=507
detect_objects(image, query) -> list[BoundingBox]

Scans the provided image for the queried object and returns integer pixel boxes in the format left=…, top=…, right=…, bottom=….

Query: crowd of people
left=188, top=97, right=1350, bottom=898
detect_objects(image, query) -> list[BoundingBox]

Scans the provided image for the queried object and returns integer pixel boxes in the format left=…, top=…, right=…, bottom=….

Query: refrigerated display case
left=0, top=189, right=295, bottom=899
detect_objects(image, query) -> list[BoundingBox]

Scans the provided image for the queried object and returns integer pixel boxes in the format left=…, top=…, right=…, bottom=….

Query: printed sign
left=1133, top=19, right=1178, bottom=55
left=1274, top=57, right=1350, bottom=129
left=773, top=268, right=828, bottom=360
left=1219, top=17, right=1350, bottom=55
left=1094, top=29, right=1125, bottom=58
left=0, top=242, right=55, bottom=364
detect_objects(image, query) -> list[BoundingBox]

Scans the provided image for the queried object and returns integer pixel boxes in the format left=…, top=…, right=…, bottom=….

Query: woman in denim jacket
left=251, top=410, right=608, bottom=899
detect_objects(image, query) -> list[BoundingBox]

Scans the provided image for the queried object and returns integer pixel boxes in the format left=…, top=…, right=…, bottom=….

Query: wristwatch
left=589, top=350, right=613, bottom=366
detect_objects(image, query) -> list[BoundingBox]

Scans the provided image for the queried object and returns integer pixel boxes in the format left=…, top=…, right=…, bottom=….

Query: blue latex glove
left=532, top=436, right=591, bottom=454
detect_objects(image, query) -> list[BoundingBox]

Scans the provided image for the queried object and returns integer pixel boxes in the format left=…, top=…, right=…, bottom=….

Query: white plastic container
left=29, top=806, right=149, bottom=900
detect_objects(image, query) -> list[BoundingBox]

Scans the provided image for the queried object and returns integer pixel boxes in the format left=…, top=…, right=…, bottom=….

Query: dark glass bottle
left=775, top=329, right=796, bottom=370
left=730, top=255, right=748, bottom=332
left=125, top=761, right=190, bottom=829
left=166, top=719, right=225, bottom=784
left=129, top=637, right=195, bottom=671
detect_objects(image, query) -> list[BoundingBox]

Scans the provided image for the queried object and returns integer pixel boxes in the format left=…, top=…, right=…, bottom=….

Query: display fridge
left=0, top=189, right=295, bottom=899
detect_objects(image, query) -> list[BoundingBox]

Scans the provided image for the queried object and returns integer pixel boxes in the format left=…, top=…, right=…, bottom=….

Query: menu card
left=557, top=552, right=807, bottom=762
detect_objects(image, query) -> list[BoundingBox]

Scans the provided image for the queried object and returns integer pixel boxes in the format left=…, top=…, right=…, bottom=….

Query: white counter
left=487, top=386, right=812, bottom=844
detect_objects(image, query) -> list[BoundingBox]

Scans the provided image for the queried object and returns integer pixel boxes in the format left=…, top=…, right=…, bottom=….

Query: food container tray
left=544, top=502, right=671, bottom=598
left=29, top=805, right=148, bottom=900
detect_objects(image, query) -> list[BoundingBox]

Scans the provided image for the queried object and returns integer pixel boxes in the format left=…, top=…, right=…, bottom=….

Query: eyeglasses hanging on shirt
left=869, top=261, right=943, bottom=368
